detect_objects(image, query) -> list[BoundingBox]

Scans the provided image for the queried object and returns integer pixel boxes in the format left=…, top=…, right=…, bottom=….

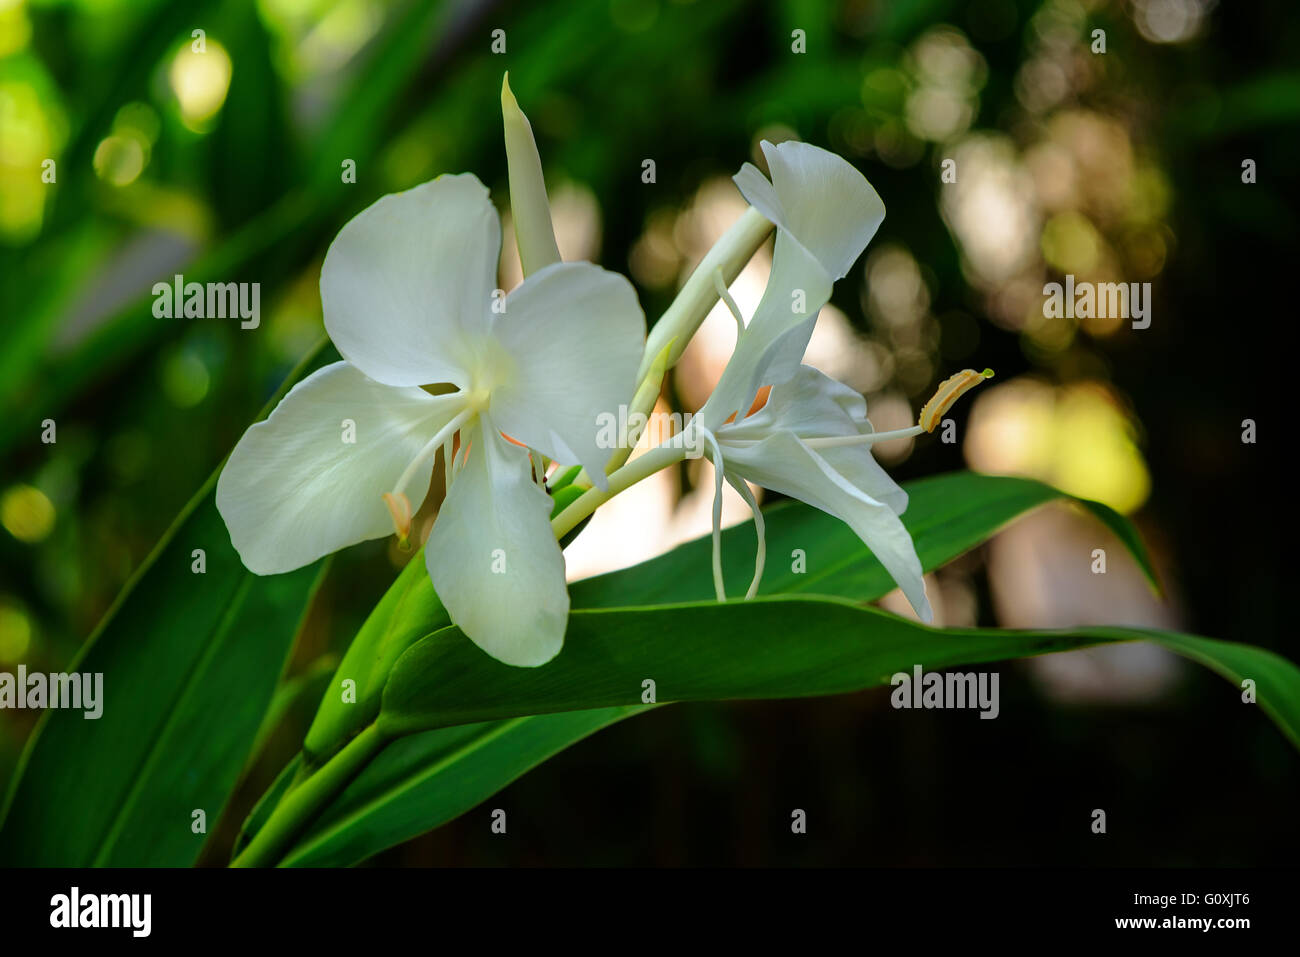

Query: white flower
left=216, top=174, right=645, bottom=666
left=702, top=139, right=886, bottom=427
left=704, top=365, right=934, bottom=622
left=690, top=140, right=935, bottom=622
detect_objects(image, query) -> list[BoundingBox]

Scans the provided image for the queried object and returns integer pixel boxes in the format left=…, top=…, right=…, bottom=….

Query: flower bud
left=501, top=73, right=561, bottom=277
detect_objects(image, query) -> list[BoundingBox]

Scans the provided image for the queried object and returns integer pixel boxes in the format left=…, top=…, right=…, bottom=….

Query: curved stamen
left=391, top=404, right=476, bottom=502
left=718, top=368, right=993, bottom=451
left=727, top=474, right=766, bottom=600
left=713, top=267, right=746, bottom=337
left=698, top=423, right=728, bottom=603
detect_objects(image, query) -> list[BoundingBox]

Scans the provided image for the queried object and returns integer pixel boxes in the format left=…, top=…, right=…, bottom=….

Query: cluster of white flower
left=216, top=76, right=989, bottom=668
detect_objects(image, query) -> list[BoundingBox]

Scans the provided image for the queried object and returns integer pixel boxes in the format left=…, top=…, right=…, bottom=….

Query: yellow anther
left=382, top=491, right=413, bottom=548
left=919, top=368, right=994, bottom=433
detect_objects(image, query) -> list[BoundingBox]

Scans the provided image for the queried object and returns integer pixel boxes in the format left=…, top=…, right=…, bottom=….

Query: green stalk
left=231, top=723, right=389, bottom=868
left=551, top=439, right=690, bottom=538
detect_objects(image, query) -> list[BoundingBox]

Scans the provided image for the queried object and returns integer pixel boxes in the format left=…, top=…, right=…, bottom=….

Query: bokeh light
left=1, top=483, right=55, bottom=543
left=169, top=41, right=233, bottom=132
left=92, top=134, right=145, bottom=186
left=0, top=601, right=33, bottom=664
left=964, top=377, right=1151, bottom=514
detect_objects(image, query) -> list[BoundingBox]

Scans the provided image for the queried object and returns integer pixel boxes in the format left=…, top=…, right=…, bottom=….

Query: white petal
left=321, top=174, right=500, bottom=388
left=720, top=365, right=907, bottom=514
left=721, top=431, right=930, bottom=622
left=216, top=361, right=465, bottom=574
left=735, top=140, right=885, bottom=281
left=700, top=230, right=830, bottom=430
left=487, top=261, right=645, bottom=487
left=426, top=419, right=569, bottom=667
left=733, top=160, right=787, bottom=229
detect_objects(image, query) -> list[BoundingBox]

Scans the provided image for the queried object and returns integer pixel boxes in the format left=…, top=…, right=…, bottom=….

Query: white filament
left=727, top=475, right=766, bottom=600
left=392, top=404, right=476, bottom=499
left=698, top=423, right=728, bottom=603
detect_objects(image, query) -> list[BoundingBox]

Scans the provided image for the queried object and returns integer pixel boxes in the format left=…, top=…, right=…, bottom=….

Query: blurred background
left=1, top=0, right=1295, bottom=864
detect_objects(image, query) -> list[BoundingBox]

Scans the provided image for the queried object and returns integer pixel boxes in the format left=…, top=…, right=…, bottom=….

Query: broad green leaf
left=571, top=472, right=1158, bottom=608
left=249, top=655, right=339, bottom=763
left=292, top=472, right=1157, bottom=697
left=276, top=708, right=638, bottom=867
left=245, top=474, right=1184, bottom=866
left=377, top=601, right=1299, bottom=747
left=271, top=599, right=1298, bottom=867
left=0, top=345, right=331, bottom=867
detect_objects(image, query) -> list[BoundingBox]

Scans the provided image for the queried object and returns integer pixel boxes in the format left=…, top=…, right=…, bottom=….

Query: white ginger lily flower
left=702, top=365, right=935, bottom=622
left=688, top=140, right=959, bottom=623
left=704, top=364, right=993, bottom=623
left=702, top=139, right=886, bottom=426
left=216, top=174, right=645, bottom=667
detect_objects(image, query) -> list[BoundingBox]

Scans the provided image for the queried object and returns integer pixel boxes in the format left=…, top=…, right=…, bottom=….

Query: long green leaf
left=571, top=472, right=1158, bottom=608
left=273, top=597, right=1298, bottom=866
left=0, top=345, right=331, bottom=866
left=378, top=601, right=1299, bottom=747
left=245, top=474, right=1185, bottom=865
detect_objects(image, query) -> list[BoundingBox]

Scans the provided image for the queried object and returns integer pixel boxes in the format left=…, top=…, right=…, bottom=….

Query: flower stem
left=568, top=207, right=771, bottom=490
left=231, top=723, right=389, bottom=868
left=551, top=438, right=690, bottom=538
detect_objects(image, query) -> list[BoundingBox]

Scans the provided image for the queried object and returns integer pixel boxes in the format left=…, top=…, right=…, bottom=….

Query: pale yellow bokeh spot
left=169, top=41, right=232, bottom=131
left=1, top=484, right=55, bottom=543
left=0, top=0, right=32, bottom=58
left=92, top=134, right=145, bottom=186
left=964, top=378, right=1150, bottom=514
left=0, top=604, right=32, bottom=663
left=0, top=78, right=59, bottom=240
left=1041, top=211, right=1102, bottom=274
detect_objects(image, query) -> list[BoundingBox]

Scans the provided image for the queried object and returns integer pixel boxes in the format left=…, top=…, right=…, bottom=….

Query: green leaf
left=249, top=654, right=339, bottom=763
left=275, top=708, right=638, bottom=867
left=570, top=472, right=1159, bottom=608
left=247, top=473, right=1188, bottom=866
left=232, top=752, right=303, bottom=861
left=376, top=602, right=1299, bottom=747
left=0, top=344, right=331, bottom=867
left=271, top=599, right=1299, bottom=866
